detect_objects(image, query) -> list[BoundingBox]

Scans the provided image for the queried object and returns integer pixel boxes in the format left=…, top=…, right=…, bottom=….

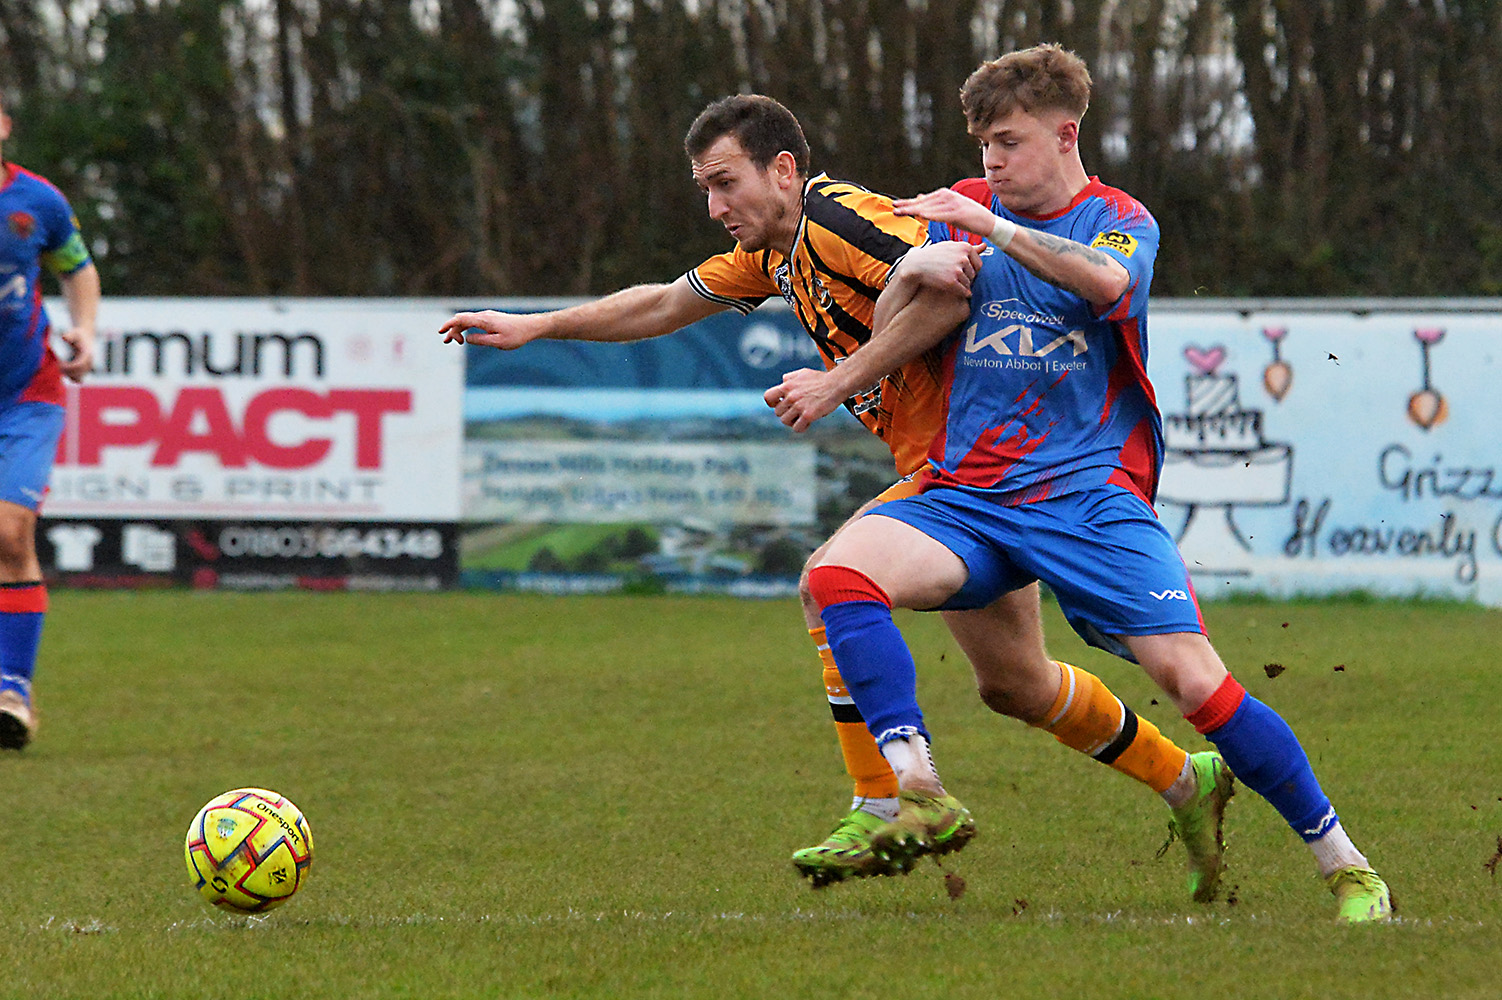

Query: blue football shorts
left=0, top=401, right=65, bottom=511
left=869, top=483, right=1205, bottom=662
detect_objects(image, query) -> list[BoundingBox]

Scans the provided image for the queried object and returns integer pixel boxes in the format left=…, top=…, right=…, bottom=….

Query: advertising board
left=40, top=298, right=464, bottom=589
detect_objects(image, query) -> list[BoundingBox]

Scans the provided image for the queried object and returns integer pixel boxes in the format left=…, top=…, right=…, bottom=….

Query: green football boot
left=791, top=809, right=895, bottom=887
left=1165, top=750, right=1236, bottom=902
left=1327, top=866, right=1393, bottom=923
left=869, top=789, right=976, bottom=872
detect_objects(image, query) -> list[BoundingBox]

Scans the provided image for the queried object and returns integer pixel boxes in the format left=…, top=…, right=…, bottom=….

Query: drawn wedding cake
left=1158, top=356, right=1291, bottom=507
left=1164, top=373, right=1266, bottom=453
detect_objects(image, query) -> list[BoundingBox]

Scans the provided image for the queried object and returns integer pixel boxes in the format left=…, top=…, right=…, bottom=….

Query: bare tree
left=4, top=0, right=1497, bottom=297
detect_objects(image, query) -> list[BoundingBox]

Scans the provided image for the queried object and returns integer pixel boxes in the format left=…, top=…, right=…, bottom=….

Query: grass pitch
left=3, top=591, right=1500, bottom=999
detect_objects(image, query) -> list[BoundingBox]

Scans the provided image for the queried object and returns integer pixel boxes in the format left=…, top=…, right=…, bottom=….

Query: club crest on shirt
left=773, top=263, right=795, bottom=305
left=772, top=262, right=832, bottom=309
left=7, top=211, right=36, bottom=240
left=811, top=273, right=832, bottom=308
left=1090, top=230, right=1137, bottom=256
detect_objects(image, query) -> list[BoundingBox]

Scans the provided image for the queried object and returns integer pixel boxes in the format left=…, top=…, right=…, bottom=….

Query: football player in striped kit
left=441, top=93, right=1231, bottom=897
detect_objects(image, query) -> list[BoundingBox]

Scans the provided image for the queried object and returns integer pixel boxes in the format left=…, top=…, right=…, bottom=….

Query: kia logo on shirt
left=964, top=320, right=1087, bottom=359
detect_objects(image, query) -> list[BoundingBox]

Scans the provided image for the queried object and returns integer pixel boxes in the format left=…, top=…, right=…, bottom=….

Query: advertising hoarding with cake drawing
left=1150, top=302, right=1499, bottom=604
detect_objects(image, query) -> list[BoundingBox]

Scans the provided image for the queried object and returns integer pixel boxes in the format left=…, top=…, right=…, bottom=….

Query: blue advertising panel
left=458, top=303, right=851, bottom=595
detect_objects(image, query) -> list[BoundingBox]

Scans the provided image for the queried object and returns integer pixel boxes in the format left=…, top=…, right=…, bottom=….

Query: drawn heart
left=1261, top=327, right=1288, bottom=343
left=1414, top=327, right=1446, bottom=345
left=1184, top=345, right=1226, bottom=375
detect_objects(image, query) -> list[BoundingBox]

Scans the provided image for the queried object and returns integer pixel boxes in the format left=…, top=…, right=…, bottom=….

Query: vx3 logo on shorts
left=1150, top=588, right=1190, bottom=601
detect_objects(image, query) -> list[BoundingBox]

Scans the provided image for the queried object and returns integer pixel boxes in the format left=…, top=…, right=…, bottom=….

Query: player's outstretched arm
left=438, top=275, right=725, bottom=350
left=767, top=270, right=968, bottom=433
left=894, top=188, right=1129, bottom=309
left=893, top=188, right=1000, bottom=245
left=57, top=262, right=100, bottom=383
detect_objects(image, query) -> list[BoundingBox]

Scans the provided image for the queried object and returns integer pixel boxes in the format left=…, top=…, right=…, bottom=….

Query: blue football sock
left=819, top=600, right=929, bottom=746
left=0, top=606, right=45, bottom=698
left=1205, top=693, right=1337, bottom=841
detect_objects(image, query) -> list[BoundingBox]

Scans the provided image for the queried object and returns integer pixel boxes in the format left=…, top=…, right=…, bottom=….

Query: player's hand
left=894, top=188, right=1001, bottom=243
left=57, top=325, right=95, bottom=383
left=764, top=368, right=849, bottom=433
left=437, top=310, right=542, bottom=350
left=897, top=242, right=981, bottom=296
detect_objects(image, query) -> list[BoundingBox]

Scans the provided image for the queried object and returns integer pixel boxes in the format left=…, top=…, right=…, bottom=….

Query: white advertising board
left=1149, top=302, right=1502, bottom=604
left=44, top=298, right=464, bottom=521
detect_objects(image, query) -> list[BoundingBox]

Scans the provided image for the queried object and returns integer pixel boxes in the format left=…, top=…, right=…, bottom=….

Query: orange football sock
left=811, top=626, right=899, bottom=799
left=1034, top=661, right=1187, bottom=794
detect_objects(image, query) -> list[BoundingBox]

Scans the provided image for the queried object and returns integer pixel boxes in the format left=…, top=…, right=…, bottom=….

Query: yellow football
left=184, top=787, right=313, bottom=913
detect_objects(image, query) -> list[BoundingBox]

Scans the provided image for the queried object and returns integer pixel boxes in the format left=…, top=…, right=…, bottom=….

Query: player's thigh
left=817, top=511, right=967, bottom=610
left=0, top=402, right=61, bottom=569
left=0, top=501, right=39, bottom=577
left=800, top=473, right=923, bottom=625
left=941, top=585, right=1047, bottom=669
left=805, top=472, right=923, bottom=571
left=1124, top=631, right=1228, bottom=715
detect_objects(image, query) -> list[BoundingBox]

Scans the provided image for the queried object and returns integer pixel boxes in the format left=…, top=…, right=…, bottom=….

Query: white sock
left=852, top=796, right=900, bottom=822
left=1161, top=756, right=1198, bottom=810
left=879, top=734, right=944, bottom=794
left=1308, top=822, right=1369, bottom=878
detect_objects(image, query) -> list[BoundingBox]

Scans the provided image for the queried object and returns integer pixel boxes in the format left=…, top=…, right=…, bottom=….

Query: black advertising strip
left=36, top=518, right=460, bottom=591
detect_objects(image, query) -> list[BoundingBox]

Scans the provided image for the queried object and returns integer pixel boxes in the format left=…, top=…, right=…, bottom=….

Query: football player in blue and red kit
left=443, top=94, right=1239, bottom=896
left=767, top=44, right=1392, bottom=922
left=0, top=94, right=101, bottom=749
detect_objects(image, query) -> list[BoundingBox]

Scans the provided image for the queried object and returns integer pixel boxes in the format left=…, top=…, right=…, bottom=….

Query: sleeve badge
left=1089, top=230, right=1138, bottom=257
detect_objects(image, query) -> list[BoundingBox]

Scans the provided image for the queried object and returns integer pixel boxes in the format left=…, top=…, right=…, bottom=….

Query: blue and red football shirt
left=0, top=161, right=92, bottom=408
left=922, top=177, right=1163, bottom=505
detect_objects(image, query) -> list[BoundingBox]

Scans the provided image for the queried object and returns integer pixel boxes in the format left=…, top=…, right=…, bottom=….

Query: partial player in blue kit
left=0, top=92, right=101, bottom=749
left=766, top=44, right=1391, bottom=923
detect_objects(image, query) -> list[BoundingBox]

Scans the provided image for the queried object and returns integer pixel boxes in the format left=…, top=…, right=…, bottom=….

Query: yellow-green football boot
left=791, top=809, right=897, bottom=887
left=1327, top=866, right=1393, bottom=923
left=1165, top=751, right=1236, bottom=902
left=869, top=789, right=976, bottom=872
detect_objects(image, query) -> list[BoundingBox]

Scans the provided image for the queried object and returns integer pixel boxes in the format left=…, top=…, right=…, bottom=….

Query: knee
left=0, top=514, right=34, bottom=567
left=1132, top=635, right=1228, bottom=714
left=972, top=657, right=1056, bottom=722
left=798, top=552, right=821, bottom=620
left=975, top=675, right=1028, bottom=718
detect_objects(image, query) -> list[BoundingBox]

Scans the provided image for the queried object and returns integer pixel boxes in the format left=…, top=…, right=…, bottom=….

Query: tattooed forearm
left=1013, top=256, right=1091, bottom=299
left=1029, top=230, right=1118, bottom=268
left=1008, top=229, right=1125, bottom=303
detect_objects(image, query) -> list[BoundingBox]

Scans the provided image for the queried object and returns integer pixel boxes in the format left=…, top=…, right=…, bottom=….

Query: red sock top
left=1185, top=674, right=1246, bottom=734
left=0, top=582, right=47, bottom=614
left=806, top=565, right=891, bottom=609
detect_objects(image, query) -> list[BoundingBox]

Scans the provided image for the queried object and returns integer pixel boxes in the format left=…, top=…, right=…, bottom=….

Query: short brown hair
left=960, top=43, right=1091, bottom=132
left=684, top=94, right=811, bottom=177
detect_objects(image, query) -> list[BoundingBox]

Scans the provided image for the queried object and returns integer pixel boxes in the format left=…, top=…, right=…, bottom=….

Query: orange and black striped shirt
left=687, top=173, right=945, bottom=477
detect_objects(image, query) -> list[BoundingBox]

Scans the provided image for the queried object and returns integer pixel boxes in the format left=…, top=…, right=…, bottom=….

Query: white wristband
left=989, top=216, right=1017, bottom=250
